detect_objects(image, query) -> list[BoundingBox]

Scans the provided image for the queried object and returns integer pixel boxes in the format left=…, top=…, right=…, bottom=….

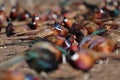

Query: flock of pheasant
left=0, top=0, right=120, bottom=80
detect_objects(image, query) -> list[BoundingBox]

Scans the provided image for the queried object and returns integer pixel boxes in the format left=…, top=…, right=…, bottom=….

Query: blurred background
left=0, top=0, right=79, bottom=16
